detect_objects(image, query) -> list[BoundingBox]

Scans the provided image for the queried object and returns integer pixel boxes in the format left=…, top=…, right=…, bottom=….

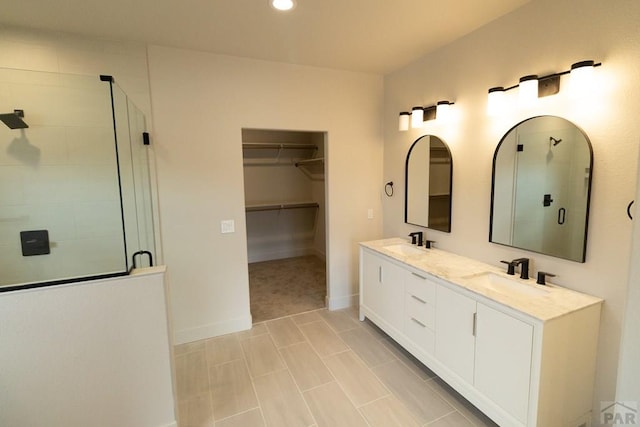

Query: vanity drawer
left=406, top=271, right=436, bottom=304
left=406, top=292, right=436, bottom=329
left=405, top=314, right=435, bottom=354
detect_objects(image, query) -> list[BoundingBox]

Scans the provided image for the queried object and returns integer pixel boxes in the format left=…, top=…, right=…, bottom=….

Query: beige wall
left=383, top=0, right=640, bottom=417
left=147, top=46, right=384, bottom=344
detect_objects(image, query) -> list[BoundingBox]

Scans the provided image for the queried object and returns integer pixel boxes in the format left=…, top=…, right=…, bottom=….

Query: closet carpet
left=249, top=255, right=326, bottom=323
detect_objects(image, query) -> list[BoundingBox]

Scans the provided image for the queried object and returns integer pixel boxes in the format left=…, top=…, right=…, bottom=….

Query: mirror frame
left=489, top=115, right=593, bottom=262
left=404, top=135, right=453, bottom=232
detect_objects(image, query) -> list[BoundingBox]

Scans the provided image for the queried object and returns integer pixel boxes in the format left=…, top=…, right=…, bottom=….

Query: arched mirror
left=490, top=116, right=593, bottom=262
left=405, top=135, right=453, bottom=232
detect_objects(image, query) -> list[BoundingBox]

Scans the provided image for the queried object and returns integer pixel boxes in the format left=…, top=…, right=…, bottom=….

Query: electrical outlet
left=367, top=208, right=374, bottom=219
left=221, top=219, right=235, bottom=234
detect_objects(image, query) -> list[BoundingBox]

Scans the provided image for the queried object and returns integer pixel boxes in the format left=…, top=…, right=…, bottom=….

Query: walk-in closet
left=242, top=129, right=326, bottom=322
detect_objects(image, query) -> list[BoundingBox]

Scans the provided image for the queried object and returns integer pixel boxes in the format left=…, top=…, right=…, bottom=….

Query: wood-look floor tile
left=175, top=340, right=206, bottom=356
left=303, top=381, right=368, bottom=427
left=298, top=320, right=348, bottom=357
left=379, top=337, right=436, bottom=379
left=253, top=369, right=314, bottom=427
left=175, top=350, right=210, bottom=401
left=323, top=350, right=388, bottom=406
left=428, top=411, right=475, bottom=427
left=358, top=317, right=390, bottom=339
left=427, top=378, right=498, bottom=426
left=266, top=317, right=305, bottom=348
left=291, top=310, right=322, bottom=325
left=279, top=342, right=333, bottom=391
left=180, top=392, right=215, bottom=427
left=215, top=408, right=265, bottom=427
left=359, top=395, right=422, bottom=427
left=236, top=323, right=269, bottom=339
left=338, top=327, right=395, bottom=367
left=241, top=334, right=286, bottom=378
left=206, top=334, right=243, bottom=367
left=318, top=309, right=360, bottom=332
left=338, top=306, right=360, bottom=321
left=209, top=359, right=258, bottom=420
left=372, top=360, right=453, bottom=424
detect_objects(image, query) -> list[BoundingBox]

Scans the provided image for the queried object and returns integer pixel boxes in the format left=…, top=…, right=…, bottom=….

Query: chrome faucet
left=408, top=231, right=423, bottom=246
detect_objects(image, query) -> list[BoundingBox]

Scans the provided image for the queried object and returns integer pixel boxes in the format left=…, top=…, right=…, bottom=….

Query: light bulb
left=411, top=107, right=424, bottom=128
left=570, top=60, right=595, bottom=96
left=398, top=112, right=410, bottom=131
left=487, top=87, right=506, bottom=116
left=518, top=75, right=538, bottom=107
left=436, top=101, right=453, bottom=122
left=271, top=0, right=295, bottom=11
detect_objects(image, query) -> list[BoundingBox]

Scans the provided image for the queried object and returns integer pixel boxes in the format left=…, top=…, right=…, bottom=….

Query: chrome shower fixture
left=0, top=109, right=29, bottom=129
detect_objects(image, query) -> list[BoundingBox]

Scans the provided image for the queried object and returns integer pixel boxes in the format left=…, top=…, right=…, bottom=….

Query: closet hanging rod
left=245, top=202, right=319, bottom=212
left=294, top=157, right=324, bottom=167
left=242, top=143, right=318, bottom=150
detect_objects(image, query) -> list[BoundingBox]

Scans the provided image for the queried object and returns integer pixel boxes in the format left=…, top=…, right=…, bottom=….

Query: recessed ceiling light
left=270, top=0, right=296, bottom=12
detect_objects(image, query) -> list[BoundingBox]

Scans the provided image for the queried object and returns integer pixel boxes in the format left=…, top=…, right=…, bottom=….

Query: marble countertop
left=360, top=238, right=603, bottom=322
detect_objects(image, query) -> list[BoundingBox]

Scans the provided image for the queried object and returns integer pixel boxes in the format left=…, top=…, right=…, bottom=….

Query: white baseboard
left=327, top=293, right=357, bottom=310
left=248, top=247, right=315, bottom=263
left=174, top=315, right=252, bottom=345
left=159, top=421, right=178, bottom=427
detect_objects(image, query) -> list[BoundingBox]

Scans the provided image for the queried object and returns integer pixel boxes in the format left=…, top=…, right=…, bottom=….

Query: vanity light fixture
left=570, top=60, right=596, bottom=94
left=399, top=111, right=410, bottom=131
left=487, top=87, right=507, bottom=116
left=398, top=103, right=449, bottom=131
left=436, top=100, right=453, bottom=121
left=270, top=0, right=296, bottom=11
left=486, top=59, right=601, bottom=114
left=411, top=107, right=424, bottom=128
left=518, top=75, right=539, bottom=106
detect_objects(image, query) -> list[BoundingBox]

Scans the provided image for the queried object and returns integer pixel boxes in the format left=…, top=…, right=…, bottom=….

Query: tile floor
left=174, top=307, right=498, bottom=427
left=248, top=256, right=326, bottom=323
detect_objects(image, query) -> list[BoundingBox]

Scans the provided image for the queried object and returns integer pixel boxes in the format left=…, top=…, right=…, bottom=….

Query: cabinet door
left=475, top=303, right=533, bottom=425
left=435, top=285, right=477, bottom=384
left=361, top=251, right=404, bottom=330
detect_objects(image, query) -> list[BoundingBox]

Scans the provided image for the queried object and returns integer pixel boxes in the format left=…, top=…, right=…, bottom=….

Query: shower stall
left=0, top=68, right=159, bottom=291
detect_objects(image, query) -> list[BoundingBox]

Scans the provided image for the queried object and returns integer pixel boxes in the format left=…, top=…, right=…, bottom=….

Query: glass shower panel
left=110, top=82, right=156, bottom=269
left=0, top=69, right=127, bottom=287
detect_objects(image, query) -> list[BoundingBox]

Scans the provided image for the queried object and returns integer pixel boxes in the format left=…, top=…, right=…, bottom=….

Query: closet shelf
left=242, top=143, right=318, bottom=150
left=245, top=202, right=320, bottom=212
left=295, top=157, right=325, bottom=180
left=242, top=142, right=319, bottom=166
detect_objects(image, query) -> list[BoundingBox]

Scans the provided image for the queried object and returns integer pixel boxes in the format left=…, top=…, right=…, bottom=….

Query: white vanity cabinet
left=360, top=249, right=404, bottom=332
left=434, top=284, right=477, bottom=384
left=436, top=284, right=533, bottom=425
left=404, top=269, right=436, bottom=355
left=359, top=241, right=602, bottom=427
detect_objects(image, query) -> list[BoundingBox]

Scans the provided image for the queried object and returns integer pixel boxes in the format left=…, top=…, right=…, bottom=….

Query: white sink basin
left=462, top=272, right=550, bottom=297
left=383, top=243, right=425, bottom=257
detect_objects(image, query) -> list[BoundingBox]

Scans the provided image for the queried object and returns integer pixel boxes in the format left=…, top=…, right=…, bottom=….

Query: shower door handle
left=557, top=208, right=566, bottom=225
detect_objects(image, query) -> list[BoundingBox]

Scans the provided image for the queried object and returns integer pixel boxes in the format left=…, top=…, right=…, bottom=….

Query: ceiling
left=0, top=0, right=530, bottom=74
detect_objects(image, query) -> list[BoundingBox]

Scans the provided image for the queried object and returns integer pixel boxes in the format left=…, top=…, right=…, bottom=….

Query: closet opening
left=241, top=128, right=327, bottom=323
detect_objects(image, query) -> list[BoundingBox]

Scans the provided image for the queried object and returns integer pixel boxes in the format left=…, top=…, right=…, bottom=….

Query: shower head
left=550, top=136, right=562, bottom=146
left=0, top=110, right=29, bottom=129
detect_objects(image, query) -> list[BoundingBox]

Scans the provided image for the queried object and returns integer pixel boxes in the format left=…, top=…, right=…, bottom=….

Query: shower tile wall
left=0, top=69, right=124, bottom=285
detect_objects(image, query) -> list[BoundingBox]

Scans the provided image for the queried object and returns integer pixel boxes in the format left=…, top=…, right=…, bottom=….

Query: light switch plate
left=367, top=209, right=374, bottom=219
left=221, top=219, right=235, bottom=234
